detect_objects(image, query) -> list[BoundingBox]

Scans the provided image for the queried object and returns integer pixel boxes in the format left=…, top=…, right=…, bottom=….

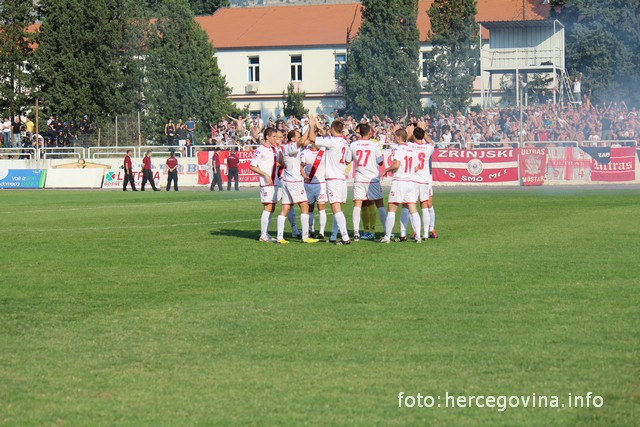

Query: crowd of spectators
left=2, top=100, right=638, bottom=157
left=204, top=101, right=640, bottom=150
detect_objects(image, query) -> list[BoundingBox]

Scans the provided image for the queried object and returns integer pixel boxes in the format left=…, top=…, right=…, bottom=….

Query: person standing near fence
left=1, top=117, right=10, bottom=148
left=141, top=150, right=160, bottom=191
left=164, top=119, right=175, bottom=146
left=12, top=115, right=22, bottom=148
left=123, top=149, right=137, bottom=191
left=186, top=117, right=196, bottom=153
left=210, top=149, right=223, bottom=191
left=79, top=115, right=91, bottom=147
left=165, top=151, right=179, bottom=191
left=226, top=149, right=239, bottom=191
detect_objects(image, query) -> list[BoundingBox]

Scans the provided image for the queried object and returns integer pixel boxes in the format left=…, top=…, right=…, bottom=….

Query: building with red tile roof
left=195, top=0, right=555, bottom=116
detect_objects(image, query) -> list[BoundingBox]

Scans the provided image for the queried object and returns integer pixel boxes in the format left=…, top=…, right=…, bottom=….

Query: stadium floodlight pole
left=519, top=81, right=526, bottom=147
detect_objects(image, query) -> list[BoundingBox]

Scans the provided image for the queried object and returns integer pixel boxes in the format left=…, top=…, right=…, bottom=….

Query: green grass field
left=1, top=187, right=638, bottom=426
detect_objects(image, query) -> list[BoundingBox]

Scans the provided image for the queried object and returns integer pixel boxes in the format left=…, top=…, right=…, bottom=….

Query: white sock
left=422, top=208, right=431, bottom=239
left=352, top=206, right=361, bottom=235
left=288, top=208, right=298, bottom=232
left=277, top=215, right=286, bottom=240
left=400, top=207, right=410, bottom=236
left=330, top=216, right=338, bottom=240
left=261, top=210, right=271, bottom=236
left=410, top=212, right=422, bottom=240
left=429, top=206, right=435, bottom=230
left=319, top=210, right=327, bottom=235
left=377, top=206, right=387, bottom=233
left=308, top=211, right=315, bottom=232
left=384, top=212, right=396, bottom=238
left=334, top=211, right=349, bottom=241
left=301, top=213, right=309, bottom=239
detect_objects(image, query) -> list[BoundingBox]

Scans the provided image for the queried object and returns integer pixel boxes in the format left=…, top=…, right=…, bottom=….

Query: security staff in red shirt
left=226, top=148, right=239, bottom=191
left=141, top=150, right=160, bottom=191
left=123, top=149, right=137, bottom=191
left=165, top=151, right=179, bottom=191
left=209, top=149, right=223, bottom=191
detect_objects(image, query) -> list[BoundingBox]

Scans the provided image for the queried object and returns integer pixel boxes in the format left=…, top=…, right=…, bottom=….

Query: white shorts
left=282, top=180, right=307, bottom=205
left=260, top=185, right=281, bottom=204
left=178, top=139, right=186, bottom=147
left=353, top=181, right=383, bottom=201
left=326, top=179, right=347, bottom=204
left=416, top=183, right=433, bottom=202
left=388, top=180, right=417, bottom=204
left=305, top=182, right=327, bottom=205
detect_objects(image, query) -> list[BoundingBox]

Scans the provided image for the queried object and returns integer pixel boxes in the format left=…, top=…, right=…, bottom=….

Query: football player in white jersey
left=311, top=119, right=351, bottom=245
left=398, top=126, right=435, bottom=241
left=302, top=141, right=328, bottom=239
left=275, top=129, right=301, bottom=238
left=274, top=124, right=319, bottom=244
left=249, top=127, right=278, bottom=242
left=380, top=126, right=422, bottom=243
left=344, top=122, right=387, bottom=241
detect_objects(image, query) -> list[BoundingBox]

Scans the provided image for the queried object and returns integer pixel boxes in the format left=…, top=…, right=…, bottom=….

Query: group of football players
left=249, top=115, right=438, bottom=244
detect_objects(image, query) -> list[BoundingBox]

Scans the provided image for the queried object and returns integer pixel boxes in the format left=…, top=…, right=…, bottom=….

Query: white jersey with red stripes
left=250, top=144, right=277, bottom=186
left=390, top=143, right=417, bottom=182
left=302, top=147, right=326, bottom=183
left=315, top=136, right=348, bottom=180
left=346, top=139, right=383, bottom=184
left=408, top=140, right=435, bottom=184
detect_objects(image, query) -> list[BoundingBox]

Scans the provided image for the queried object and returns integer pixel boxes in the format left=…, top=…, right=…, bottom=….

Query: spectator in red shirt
left=123, top=149, right=137, bottom=191
left=141, top=150, right=160, bottom=191
left=210, top=149, right=223, bottom=191
left=226, top=149, right=239, bottom=191
left=165, top=151, right=179, bottom=191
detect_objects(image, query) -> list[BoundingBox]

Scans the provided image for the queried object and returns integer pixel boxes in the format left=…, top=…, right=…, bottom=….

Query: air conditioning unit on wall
left=245, top=84, right=258, bottom=93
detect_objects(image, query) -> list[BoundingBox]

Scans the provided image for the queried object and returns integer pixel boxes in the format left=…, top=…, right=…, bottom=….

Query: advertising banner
left=432, top=149, right=519, bottom=183
left=0, top=169, right=46, bottom=189
left=579, top=146, right=636, bottom=182
left=519, top=148, right=547, bottom=186
left=45, top=168, right=104, bottom=188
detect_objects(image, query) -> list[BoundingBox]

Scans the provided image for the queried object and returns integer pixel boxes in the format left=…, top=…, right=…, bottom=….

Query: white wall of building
left=217, top=46, right=347, bottom=117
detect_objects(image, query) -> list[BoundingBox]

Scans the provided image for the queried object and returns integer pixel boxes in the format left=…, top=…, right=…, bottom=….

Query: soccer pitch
left=1, top=187, right=638, bottom=425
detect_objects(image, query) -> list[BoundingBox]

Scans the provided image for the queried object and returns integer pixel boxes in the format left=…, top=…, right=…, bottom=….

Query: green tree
left=33, top=0, right=145, bottom=120
left=338, top=0, right=421, bottom=118
left=551, top=0, right=640, bottom=105
left=147, top=0, right=228, bottom=16
left=423, top=0, right=479, bottom=113
left=0, top=0, right=36, bottom=117
left=282, top=83, right=308, bottom=118
left=144, top=0, right=236, bottom=142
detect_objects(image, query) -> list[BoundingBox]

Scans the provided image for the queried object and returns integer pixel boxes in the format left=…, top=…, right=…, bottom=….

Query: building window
left=421, top=51, right=429, bottom=79
left=248, top=56, right=260, bottom=82
left=290, top=55, right=302, bottom=82
left=334, top=53, right=346, bottom=79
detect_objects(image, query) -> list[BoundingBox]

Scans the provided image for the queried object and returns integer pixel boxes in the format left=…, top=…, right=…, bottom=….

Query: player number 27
left=355, top=149, right=371, bottom=167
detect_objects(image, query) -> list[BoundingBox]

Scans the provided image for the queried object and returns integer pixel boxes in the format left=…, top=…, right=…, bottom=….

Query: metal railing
left=88, top=146, right=137, bottom=159
left=39, top=147, right=86, bottom=159
left=522, top=140, right=579, bottom=147
left=0, top=147, right=37, bottom=159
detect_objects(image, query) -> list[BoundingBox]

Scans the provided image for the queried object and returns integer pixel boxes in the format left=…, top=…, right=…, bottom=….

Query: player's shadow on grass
left=210, top=229, right=258, bottom=240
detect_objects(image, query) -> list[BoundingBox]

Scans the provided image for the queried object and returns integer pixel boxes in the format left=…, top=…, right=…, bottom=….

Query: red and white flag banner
left=432, top=149, right=519, bottom=183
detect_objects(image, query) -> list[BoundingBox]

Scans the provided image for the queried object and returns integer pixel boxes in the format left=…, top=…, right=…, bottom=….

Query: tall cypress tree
left=0, top=0, right=35, bottom=117
left=144, top=0, right=236, bottom=140
left=551, top=0, right=640, bottom=105
left=338, top=0, right=421, bottom=118
left=424, top=0, right=479, bottom=113
left=34, top=0, right=145, bottom=120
